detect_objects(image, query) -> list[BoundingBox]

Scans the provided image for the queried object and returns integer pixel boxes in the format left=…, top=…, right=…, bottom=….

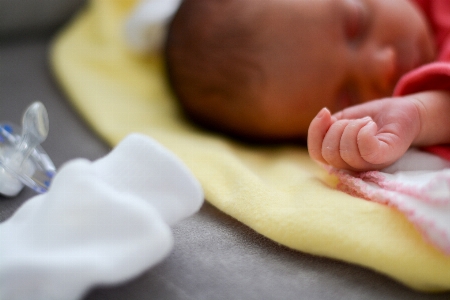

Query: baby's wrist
left=406, top=90, right=450, bottom=146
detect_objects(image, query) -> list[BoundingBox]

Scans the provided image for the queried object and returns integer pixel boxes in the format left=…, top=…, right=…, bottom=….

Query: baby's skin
left=308, top=90, right=450, bottom=171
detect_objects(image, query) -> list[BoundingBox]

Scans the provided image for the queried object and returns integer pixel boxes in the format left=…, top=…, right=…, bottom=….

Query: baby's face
left=253, top=0, right=435, bottom=139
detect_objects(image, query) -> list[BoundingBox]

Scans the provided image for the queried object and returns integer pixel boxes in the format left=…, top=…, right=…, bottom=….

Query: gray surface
left=1, top=36, right=450, bottom=300
left=0, top=0, right=86, bottom=38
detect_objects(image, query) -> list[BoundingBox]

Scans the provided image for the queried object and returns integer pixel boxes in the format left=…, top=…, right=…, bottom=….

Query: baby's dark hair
left=165, top=0, right=271, bottom=139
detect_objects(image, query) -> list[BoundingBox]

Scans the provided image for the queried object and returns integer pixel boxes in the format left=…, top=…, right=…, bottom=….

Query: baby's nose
left=357, top=45, right=397, bottom=97
left=373, top=46, right=397, bottom=92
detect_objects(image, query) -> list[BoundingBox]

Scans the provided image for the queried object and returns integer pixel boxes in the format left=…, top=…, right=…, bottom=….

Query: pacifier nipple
left=0, top=102, right=56, bottom=197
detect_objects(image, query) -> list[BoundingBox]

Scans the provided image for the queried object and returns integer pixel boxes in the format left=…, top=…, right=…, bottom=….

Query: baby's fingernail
left=361, top=116, right=372, bottom=122
left=317, top=108, right=329, bottom=118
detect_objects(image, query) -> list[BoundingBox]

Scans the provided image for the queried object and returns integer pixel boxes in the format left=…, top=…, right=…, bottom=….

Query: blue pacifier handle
left=0, top=102, right=56, bottom=197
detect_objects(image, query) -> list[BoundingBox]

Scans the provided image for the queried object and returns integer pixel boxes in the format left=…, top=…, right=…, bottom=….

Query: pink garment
left=328, top=149, right=450, bottom=254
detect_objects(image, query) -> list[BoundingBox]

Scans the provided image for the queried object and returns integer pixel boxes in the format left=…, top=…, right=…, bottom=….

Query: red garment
left=394, top=0, right=450, bottom=160
left=394, top=0, right=450, bottom=95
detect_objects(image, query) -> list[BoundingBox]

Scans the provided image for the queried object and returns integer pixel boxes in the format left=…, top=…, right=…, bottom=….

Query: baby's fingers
left=321, top=119, right=351, bottom=169
left=357, top=123, right=404, bottom=166
left=308, top=108, right=334, bottom=164
left=339, top=117, right=376, bottom=169
left=328, top=118, right=394, bottom=171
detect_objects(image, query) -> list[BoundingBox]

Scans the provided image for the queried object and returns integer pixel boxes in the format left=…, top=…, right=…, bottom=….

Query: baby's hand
left=307, top=98, right=422, bottom=171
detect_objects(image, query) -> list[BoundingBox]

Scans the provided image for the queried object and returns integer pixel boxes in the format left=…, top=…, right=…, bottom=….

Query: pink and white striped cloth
left=327, top=148, right=450, bottom=254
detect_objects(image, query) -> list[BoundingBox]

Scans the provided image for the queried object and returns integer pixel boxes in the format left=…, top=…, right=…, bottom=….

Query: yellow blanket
left=51, top=0, right=450, bottom=292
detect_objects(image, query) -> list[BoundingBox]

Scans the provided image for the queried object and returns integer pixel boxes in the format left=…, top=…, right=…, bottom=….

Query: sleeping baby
left=164, top=0, right=450, bottom=171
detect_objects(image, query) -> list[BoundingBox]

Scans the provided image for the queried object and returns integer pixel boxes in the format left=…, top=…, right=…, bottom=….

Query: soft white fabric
left=124, top=0, right=182, bottom=52
left=329, top=148, right=450, bottom=255
left=0, top=133, right=203, bottom=300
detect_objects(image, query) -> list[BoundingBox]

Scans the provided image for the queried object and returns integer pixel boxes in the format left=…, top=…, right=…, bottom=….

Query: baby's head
left=165, top=0, right=435, bottom=141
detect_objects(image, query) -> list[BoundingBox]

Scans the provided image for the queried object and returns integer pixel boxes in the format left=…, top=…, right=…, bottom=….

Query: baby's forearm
left=409, top=90, right=450, bottom=146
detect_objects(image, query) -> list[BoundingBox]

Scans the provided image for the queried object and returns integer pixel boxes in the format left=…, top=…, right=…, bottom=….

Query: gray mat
left=1, top=37, right=449, bottom=300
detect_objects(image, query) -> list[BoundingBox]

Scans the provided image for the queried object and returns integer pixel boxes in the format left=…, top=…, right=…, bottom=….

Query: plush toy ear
left=124, top=0, right=182, bottom=53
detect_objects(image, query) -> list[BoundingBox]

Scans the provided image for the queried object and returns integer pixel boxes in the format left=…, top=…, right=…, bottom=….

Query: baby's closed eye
left=344, top=0, right=370, bottom=46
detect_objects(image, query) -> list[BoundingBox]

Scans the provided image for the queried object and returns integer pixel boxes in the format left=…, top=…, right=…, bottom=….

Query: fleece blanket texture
left=51, top=0, right=450, bottom=292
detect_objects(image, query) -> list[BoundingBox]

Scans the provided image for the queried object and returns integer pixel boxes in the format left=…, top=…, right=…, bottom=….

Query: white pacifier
left=0, top=102, right=56, bottom=197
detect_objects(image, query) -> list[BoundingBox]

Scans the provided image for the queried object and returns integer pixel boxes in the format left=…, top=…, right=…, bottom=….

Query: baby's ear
left=124, top=0, right=182, bottom=53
